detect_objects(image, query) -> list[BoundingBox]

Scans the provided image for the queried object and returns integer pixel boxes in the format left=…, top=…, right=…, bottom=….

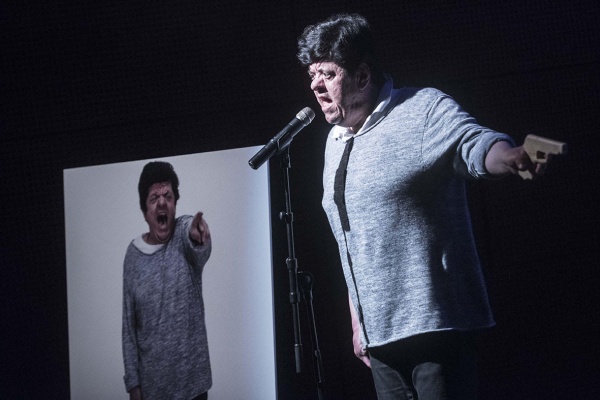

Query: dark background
left=1, top=1, right=599, bottom=399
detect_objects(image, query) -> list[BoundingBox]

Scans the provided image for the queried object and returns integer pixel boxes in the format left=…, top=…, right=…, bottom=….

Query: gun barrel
left=525, top=134, right=567, bottom=155
left=524, top=134, right=567, bottom=163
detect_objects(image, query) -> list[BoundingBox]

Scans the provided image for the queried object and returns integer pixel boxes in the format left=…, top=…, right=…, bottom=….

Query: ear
left=356, top=63, right=371, bottom=90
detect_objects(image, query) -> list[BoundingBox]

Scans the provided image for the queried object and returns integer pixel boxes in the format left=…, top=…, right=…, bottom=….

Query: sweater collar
left=331, top=74, right=398, bottom=142
left=133, top=234, right=165, bottom=255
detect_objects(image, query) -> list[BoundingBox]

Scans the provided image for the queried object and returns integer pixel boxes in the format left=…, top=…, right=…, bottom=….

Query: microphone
left=248, top=107, right=315, bottom=169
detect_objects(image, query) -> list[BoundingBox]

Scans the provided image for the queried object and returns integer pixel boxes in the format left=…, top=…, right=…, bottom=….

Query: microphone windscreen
left=296, top=107, right=315, bottom=125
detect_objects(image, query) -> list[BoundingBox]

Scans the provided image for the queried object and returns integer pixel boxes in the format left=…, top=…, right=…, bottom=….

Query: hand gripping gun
left=518, top=134, right=568, bottom=179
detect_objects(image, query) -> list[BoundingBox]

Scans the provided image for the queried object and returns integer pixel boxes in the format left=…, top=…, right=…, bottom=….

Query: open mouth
left=318, top=97, right=333, bottom=110
left=319, top=95, right=332, bottom=104
left=157, top=213, right=168, bottom=226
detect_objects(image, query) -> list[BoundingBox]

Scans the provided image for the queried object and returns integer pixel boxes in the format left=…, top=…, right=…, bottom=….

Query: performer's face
left=144, top=182, right=177, bottom=244
left=308, top=61, right=365, bottom=131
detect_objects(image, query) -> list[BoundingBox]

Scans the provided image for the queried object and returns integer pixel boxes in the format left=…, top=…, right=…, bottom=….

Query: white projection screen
left=64, top=146, right=276, bottom=399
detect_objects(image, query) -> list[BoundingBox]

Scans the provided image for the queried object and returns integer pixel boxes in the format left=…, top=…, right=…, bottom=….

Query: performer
left=122, top=161, right=212, bottom=400
left=297, top=13, right=552, bottom=399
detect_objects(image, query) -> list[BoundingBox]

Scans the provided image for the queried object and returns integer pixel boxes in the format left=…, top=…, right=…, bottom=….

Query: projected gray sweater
left=122, top=215, right=212, bottom=399
left=322, top=86, right=512, bottom=348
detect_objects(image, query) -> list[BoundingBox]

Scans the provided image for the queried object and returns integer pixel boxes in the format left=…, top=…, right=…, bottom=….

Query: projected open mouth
left=157, top=213, right=168, bottom=225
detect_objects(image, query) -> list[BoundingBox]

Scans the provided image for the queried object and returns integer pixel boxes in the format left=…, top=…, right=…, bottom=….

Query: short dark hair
left=138, top=161, right=180, bottom=213
left=297, top=13, right=382, bottom=83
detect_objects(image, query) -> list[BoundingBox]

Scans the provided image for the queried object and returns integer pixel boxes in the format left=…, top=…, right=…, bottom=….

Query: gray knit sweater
left=122, top=215, right=212, bottom=399
left=322, top=87, right=512, bottom=348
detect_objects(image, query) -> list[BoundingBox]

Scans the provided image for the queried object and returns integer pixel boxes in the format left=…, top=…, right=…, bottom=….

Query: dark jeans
left=369, top=331, right=478, bottom=400
left=191, top=392, right=208, bottom=400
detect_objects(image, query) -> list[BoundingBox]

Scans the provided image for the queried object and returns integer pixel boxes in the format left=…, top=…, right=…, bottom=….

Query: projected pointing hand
left=190, top=212, right=210, bottom=245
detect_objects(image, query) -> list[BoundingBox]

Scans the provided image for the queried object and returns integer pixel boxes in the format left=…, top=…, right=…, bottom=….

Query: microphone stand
left=278, top=147, right=326, bottom=399
left=299, top=271, right=326, bottom=400
left=278, top=147, right=303, bottom=374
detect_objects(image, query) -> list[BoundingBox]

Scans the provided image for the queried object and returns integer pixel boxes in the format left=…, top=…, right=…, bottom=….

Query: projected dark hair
left=138, top=161, right=180, bottom=213
left=297, top=13, right=383, bottom=83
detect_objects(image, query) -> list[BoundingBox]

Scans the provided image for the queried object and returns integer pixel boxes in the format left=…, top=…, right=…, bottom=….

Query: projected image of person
left=297, top=13, right=555, bottom=400
left=122, top=161, right=212, bottom=400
